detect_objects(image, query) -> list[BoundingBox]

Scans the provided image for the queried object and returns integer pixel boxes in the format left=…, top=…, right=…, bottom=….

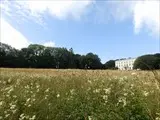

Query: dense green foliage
left=0, top=69, right=160, bottom=120
left=1, top=42, right=160, bottom=70
left=0, top=42, right=102, bottom=69
left=104, top=60, right=117, bottom=69
left=133, top=54, right=160, bottom=70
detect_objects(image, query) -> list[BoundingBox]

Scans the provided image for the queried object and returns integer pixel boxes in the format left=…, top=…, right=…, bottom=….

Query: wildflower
left=12, top=109, right=17, bottom=114
left=25, top=115, right=29, bottom=119
left=13, top=95, right=17, bottom=98
left=36, top=84, right=40, bottom=89
left=45, top=88, right=50, bottom=93
left=102, top=95, right=108, bottom=103
left=0, top=101, right=3, bottom=106
left=45, top=95, right=48, bottom=99
left=131, top=72, right=136, bottom=75
left=143, top=91, right=149, bottom=96
left=10, top=104, right=16, bottom=110
left=5, top=114, right=10, bottom=118
left=156, top=117, right=160, bottom=120
left=32, top=98, right=36, bottom=102
left=93, top=89, right=100, bottom=93
left=57, top=94, right=60, bottom=98
left=3, top=81, right=6, bottom=85
left=88, top=80, right=92, bottom=84
left=88, top=116, right=92, bottom=120
left=25, top=85, right=30, bottom=89
left=7, top=86, right=14, bottom=94
left=118, top=97, right=127, bottom=107
left=19, top=113, right=25, bottom=120
left=124, top=93, right=128, bottom=96
left=29, top=115, right=36, bottom=120
left=16, top=79, right=20, bottom=85
left=70, top=89, right=75, bottom=95
left=104, top=88, right=111, bottom=94
left=26, top=98, right=31, bottom=102
left=36, top=88, right=40, bottom=92
left=28, top=104, right=31, bottom=107
left=8, top=78, right=12, bottom=83
left=130, top=84, right=134, bottom=89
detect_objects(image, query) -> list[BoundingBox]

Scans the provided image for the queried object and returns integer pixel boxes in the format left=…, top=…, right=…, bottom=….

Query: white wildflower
left=25, top=115, right=29, bottom=119
left=8, top=78, right=12, bottom=83
left=88, top=116, right=92, bottom=120
left=0, top=101, right=3, bottom=106
left=36, top=84, right=40, bottom=89
left=70, top=89, right=75, bottom=95
left=37, top=89, right=40, bottom=92
left=28, top=104, right=31, bottom=107
left=10, top=104, right=16, bottom=110
left=124, top=93, right=128, bottom=96
left=7, top=86, right=14, bottom=94
left=13, top=95, right=17, bottom=98
left=26, top=98, right=31, bottom=102
left=5, top=114, right=10, bottom=118
left=124, top=76, right=127, bottom=79
left=29, top=115, right=36, bottom=120
left=131, top=72, right=136, bottom=75
left=16, top=79, right=20, bottom=85
left=118, top=97, right=127, bottom=107
left=12, top=109, right=17, bottom=114
left=143, top=91, right=149, bottom=97
left=45, top=88, right=50, bottom=93
left=19, top=113, right=25, bottom=120
left=3, top=81, right=6, bottom=84
left=130, top=84, right=134, bottom=89
left=25, top=85, right=30, bottom=89
left=102, top=95, right=108, bottom=103
left=104, top=88, right=111, bottom=94
left=93, top=89, right=100, bottom=93
left=45, top=95, right=48, bottom=99
left=57, top=94, right=60, bottom=98
left=88, top=80, right=92, bottom=84
left=156, top=117, right=160, bottom=120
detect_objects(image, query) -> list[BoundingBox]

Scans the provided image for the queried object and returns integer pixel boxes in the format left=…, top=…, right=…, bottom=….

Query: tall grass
left=0, top=68, right=160, bottom=120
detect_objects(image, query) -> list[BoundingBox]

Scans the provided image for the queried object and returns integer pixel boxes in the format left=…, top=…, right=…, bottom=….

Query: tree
left=104, top=60, right=115, bottom=69
left=81, top=53, right=102, bottom=69
left=73, top=54, right=81, bottom=69
left=0, top=42, right=19, bottom=67
left=133, top=54, right=160, bottom=70
left=2, top=42, right=159, bottom=70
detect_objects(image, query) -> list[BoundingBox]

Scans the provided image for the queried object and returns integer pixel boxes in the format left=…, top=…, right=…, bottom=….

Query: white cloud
left=0, top=0, right=94, bottom=25
left=133, top=1, right=159, bottom=36
left=107, top=0, right=160, bottom=37
left=0, top=18, right=30, bottom=49
left=21, top=1, right=93, bottom=19
left=1, top=0, right=159, bottom=37
left=44, top=41, right=55, bottom=47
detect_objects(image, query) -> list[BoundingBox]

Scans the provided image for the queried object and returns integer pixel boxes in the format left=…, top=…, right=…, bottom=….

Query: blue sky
left=0, top=0, right=159, bottom=63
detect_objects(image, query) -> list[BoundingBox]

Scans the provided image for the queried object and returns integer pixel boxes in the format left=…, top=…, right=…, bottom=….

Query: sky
left=0, top=0, right=160, bottom=63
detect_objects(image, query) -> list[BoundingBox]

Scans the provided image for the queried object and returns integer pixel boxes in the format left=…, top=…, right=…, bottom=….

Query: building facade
left=115, top=58, right=136, bottom=70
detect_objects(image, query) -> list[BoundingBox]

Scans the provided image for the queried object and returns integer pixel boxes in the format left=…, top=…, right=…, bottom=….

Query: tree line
left=133, top=53, right=160, bottom=70
left=0, top=42, right=159, bottom=70
left=0, top=42, right=103, bottom=69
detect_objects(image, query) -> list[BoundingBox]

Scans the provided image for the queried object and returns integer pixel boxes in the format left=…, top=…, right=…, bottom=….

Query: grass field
left=0, top=68, right=160, bottom=120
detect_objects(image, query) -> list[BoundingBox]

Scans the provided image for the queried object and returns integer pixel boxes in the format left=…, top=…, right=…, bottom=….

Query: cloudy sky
left=0, top=0, right=159, bottom=63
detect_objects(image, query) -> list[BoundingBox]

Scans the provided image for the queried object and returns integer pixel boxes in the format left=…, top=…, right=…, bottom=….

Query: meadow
left=0, top=68, right=160, bottom=120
